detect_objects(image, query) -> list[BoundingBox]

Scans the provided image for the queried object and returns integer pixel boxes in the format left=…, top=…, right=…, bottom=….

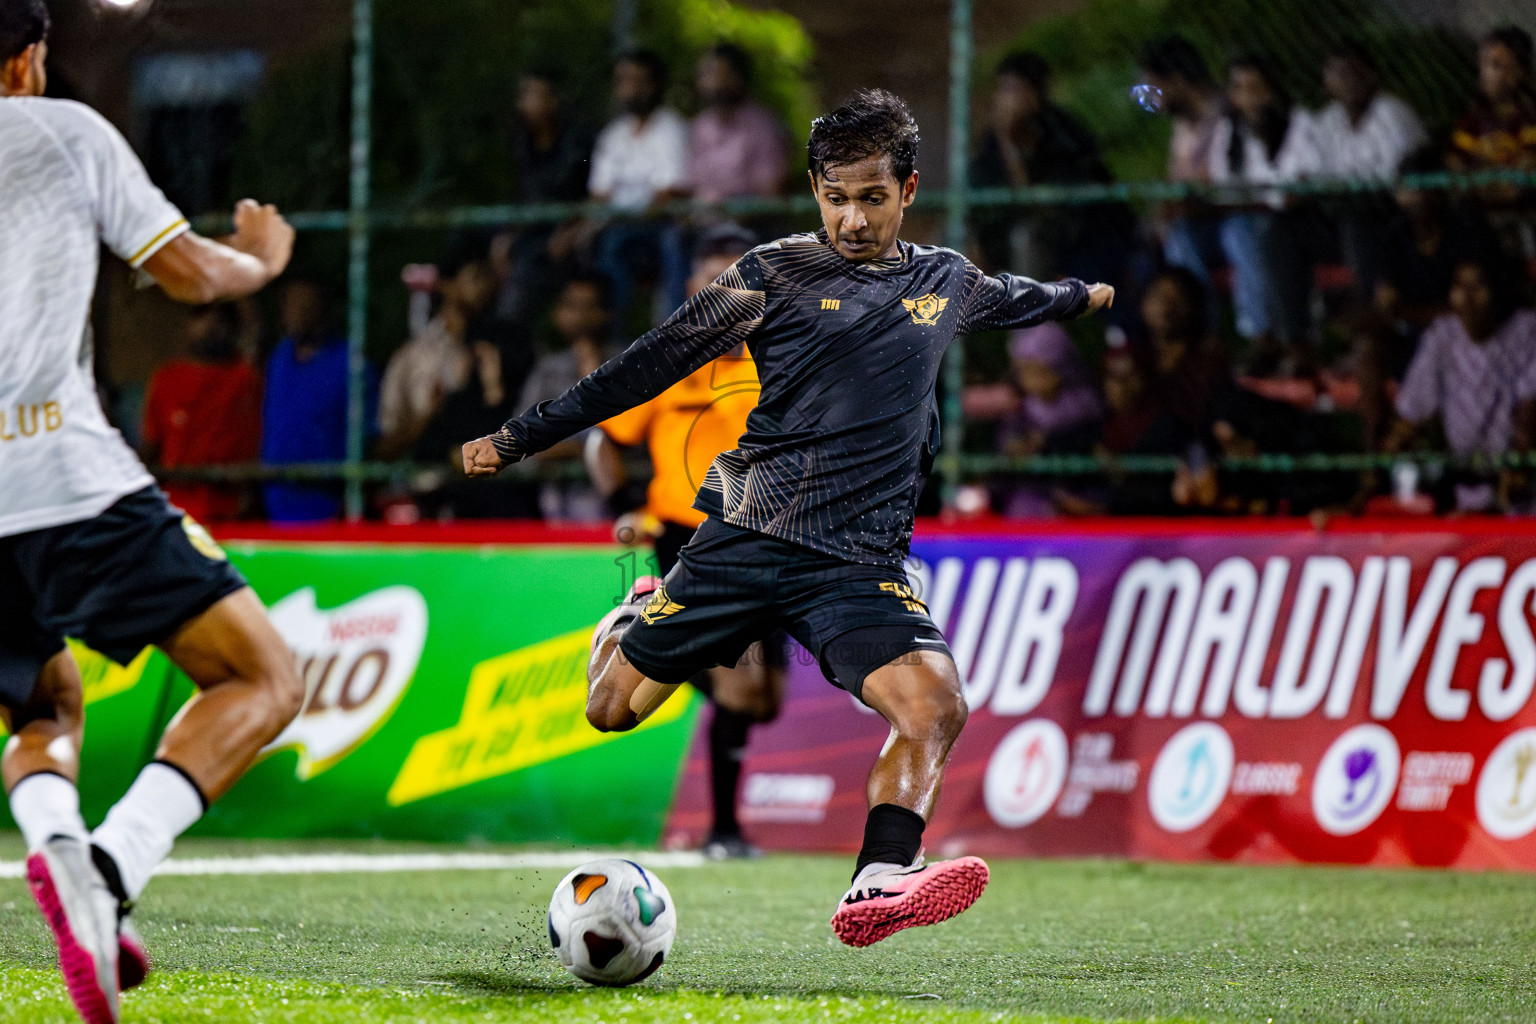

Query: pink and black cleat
left=831, top=856, right=990, bottom=948
left=26, top=835, right=121, bottom=1023
left=117, top=918, right=151, bottom=992
left=591, top=575, right=665, bottom=655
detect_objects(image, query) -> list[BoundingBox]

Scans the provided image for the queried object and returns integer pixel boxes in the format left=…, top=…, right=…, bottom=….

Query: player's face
left=1480, top=42, right=1524, bottom=103
left=810, top=156, right=917, bottom=263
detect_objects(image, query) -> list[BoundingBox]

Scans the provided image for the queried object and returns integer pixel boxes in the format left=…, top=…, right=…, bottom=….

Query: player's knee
left=253, top=648, right=305, bottom=733
left=891, top=684, right=967, bottom=745
left=585, top=689, right=639, bottom=734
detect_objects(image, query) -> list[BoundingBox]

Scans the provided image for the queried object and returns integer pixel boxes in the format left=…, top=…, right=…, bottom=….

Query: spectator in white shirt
left=1206, top=55, right=1318, bottom=353
left=1312, top=41, right=1429, bottom=302
left=590, top=48, right=690, bottom=330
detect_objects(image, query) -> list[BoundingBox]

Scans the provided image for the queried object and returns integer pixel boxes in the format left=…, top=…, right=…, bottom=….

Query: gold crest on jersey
left=641, top=585, right=685, bottom=624
left=902, top=293, right=949, bottom=325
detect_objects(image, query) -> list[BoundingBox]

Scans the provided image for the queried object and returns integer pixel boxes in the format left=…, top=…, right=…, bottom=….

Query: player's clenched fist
left=1084, top=283, right=1115, bottom=315
left=462, top=436, right=506, bottom=476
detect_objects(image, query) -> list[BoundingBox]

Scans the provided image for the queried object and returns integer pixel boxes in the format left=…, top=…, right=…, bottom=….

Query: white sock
left=91, top=762, right=206, bottom=900
left=8, top=773, right=88, bottom=851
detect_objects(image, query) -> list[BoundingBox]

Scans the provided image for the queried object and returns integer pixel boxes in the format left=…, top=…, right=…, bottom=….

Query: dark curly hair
left=807, top=89, right=920, bottom=185
left=0, top=0, right=48, bottom=64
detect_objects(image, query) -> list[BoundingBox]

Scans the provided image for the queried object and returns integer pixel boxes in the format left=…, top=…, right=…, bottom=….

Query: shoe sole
left=831, top=857, right=990, bottom=948
left=119, top=933, right=150, bottom=991
left=26, top=852, right=117, bottom=1024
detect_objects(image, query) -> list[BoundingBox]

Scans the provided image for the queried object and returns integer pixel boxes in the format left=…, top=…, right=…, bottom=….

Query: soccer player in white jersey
left=1, top=4, right=305, bottom=1020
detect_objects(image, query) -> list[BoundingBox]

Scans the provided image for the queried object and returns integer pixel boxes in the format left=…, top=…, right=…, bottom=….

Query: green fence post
left=344, top=0, right=374, bottom=522
left=941, top=0, right=973, bottom=507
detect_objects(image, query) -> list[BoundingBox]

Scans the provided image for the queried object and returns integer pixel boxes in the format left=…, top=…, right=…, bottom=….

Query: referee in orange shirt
left=586, top=225, right=783, bottom=859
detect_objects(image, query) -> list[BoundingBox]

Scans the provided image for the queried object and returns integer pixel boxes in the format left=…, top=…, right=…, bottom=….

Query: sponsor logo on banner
left=264, top=586, right=428, bottom=780
left=1476, top=729, right=1536, bottom=839
left=1397, top=751, right=1473, bottom=811
left=387, top=628, right=694, bottom=806
left=740, top=774, right=835, bottom=824
left=984, top=719, right=1069, bottom=827
left=1312, top=724, right=1400, bottom=835
left=1057, top=732, right=1139, bottom=817
left=1148, top=722, right=1234, bottom=831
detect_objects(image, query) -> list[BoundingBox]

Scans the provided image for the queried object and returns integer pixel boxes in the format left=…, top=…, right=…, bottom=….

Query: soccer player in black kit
left=464, top=90, right=1113, bottom=946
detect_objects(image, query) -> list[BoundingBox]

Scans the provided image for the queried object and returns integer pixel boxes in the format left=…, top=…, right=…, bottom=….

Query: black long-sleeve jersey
left=493, top=229, right=1087, bottom=567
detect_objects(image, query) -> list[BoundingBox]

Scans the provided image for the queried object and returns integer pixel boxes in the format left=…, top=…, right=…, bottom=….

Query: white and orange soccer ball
left=547, top=858, right=676, bottom=986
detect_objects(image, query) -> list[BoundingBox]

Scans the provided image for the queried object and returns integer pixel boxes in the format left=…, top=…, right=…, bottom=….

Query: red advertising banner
left=665, top=522, right=1536, bottom=869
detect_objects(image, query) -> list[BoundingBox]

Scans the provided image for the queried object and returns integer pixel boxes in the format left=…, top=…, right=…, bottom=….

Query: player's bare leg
left=84, top=588, right=302, bottom=996
left=5, top=651, right=122, bottom=1023
left=831, top=650, right=989, bottom=947
left=586, top=576, right=682, bottom=733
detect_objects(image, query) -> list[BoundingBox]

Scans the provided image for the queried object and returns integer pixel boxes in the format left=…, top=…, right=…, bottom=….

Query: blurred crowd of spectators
left=133, top=26, right=1536, bottom=523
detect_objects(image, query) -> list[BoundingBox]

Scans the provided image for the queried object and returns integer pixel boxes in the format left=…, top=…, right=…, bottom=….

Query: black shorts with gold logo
left=0, top=485, right=247, bottom=707
left=619, top=516, right=951, bottom=701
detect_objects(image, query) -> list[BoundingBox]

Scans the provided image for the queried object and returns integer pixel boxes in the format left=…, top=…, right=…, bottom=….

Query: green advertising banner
left=2, top=543, right=701, bottom=846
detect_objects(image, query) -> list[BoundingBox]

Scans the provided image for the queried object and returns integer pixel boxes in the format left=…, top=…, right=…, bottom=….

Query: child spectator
left=689, top=43, right=788, bottom=204
left=1391, top=255, right=1536, bottom=512
left=964, top=322, right=1103, bottom=518
left=141, top=303, right=262, bottom=522
left=260, top=278, right=377, bottom=522
left=590, top=48, right=690, bottom=329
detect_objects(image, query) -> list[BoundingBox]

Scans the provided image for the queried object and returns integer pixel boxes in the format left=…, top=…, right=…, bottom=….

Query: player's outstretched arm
left=462, top=254, right=766, bottom=476
left=956, top=260, right=1112, bottom=334
left=142, top=199, right=295, bottom=305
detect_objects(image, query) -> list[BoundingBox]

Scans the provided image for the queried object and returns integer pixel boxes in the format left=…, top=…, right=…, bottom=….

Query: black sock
left=854, top=803, right=925, bottom=880
left=708, top=706, right=753, bottom=838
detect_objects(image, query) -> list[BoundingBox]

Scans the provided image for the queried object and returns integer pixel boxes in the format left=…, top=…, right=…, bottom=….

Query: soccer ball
left=547, top=858, right=676, bottom=986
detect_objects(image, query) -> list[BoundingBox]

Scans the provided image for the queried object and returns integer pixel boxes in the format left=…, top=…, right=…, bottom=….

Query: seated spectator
left=1311, top=41, right=1429, bottom=300
left=518, top=272, right=616, bottom=520
left=689, top=43, right=788, bottom=204
left=590, top=48, right=690, bottom=331
left=377, top=261, right=482, bottom=458
left=964, top=322, right=1103, bottom=517
left=1207, top=54, right=1317, bottom=355
left=1390, top=254, right=1536, bottom=512
left=1141, top=267, right=1230, bottom=438
left=970, top=52, right=1136, bottom=293
left=1449, top=26, right=1536, bottom=256
left=1378, top=148, right=1500, bottom=330
left=495, top=68, right=594, bottom=322
left=141, top=303, right=262, bottom=522
left=260, top=277, right=377, bottom=522
left=1137, top=35, right=1224, bottom=297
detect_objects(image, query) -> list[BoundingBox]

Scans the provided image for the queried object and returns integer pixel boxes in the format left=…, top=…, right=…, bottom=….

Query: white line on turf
left=0, top=850, right=705, bottom=880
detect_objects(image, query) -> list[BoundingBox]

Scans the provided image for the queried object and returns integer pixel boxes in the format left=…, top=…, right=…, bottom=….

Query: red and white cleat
left=591, top=575, right=664, bottom=655
left=26, top=836, right=121, bottom=1023
left=830, top=856, right=989, bottom=948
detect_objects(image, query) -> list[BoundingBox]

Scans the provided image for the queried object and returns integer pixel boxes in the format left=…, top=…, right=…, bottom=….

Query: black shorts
left=0, top=485, right=248, bottom=707
left=620, top=517, right=951, bottom=701
left=652, top=519, right=788, bottom=677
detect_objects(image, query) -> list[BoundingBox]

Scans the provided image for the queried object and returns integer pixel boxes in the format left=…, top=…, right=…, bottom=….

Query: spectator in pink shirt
left=689, top=44, right=789, bottom=204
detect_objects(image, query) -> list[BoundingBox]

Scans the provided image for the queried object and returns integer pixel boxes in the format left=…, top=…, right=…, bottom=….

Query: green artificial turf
left=0, top=838, right=1532, bottom=1023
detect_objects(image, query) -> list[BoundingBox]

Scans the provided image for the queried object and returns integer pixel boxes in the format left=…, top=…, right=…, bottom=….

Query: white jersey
left=0, top=97, right=188, bottom=537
